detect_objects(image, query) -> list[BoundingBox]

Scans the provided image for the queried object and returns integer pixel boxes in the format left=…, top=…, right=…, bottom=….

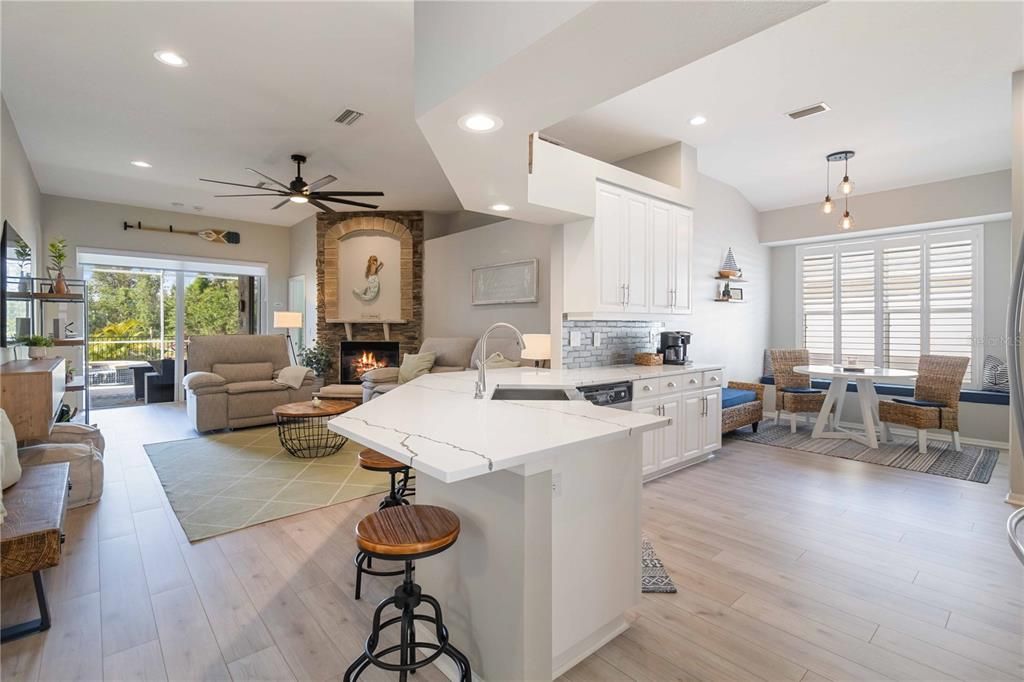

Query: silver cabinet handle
left=688, top=377, right=698, bottom=385
left=620, top=283, right=626, bottom=305
left=710, top=375, right=719, bottom=383
left=702, top=395, right=708, bottom=416
left=641, top=384, right=652, bottom=392
left=667, top=381, right=677, bottom=388
left=625, top=283, right=630, bottom=305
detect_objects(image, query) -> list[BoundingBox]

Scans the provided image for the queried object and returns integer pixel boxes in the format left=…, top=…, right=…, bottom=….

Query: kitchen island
left=328, top=366, right=673, bottom=681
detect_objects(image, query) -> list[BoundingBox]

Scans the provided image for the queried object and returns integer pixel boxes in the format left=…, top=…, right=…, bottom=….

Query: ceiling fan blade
left=214, top=193, right=287, bottom=197
left=303, top=175, right=337, bottom=192
left=245, top=168, right=291, bottom=191
left=314, top=191, right=385, bottom=197
left=271, top=198, right=291, bottom=210
left=200, top=178, right=275, bottom=191
left=309, top=199, right=336, bottom=213
left=318, top=196, right=380, bottom=209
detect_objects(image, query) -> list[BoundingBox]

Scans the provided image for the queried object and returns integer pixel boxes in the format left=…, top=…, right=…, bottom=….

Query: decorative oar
left=123, top=221, right=241, bottom=245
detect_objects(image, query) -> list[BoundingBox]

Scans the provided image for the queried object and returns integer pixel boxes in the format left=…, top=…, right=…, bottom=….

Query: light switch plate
left=593, top=331, right=602, bottom=347
left=569, top=331, right=582, bottom=347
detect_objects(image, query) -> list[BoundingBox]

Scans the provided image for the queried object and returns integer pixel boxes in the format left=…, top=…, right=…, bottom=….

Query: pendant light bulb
left=840, top=210, right=853, bottom=230
left=839, top=175, right=855, bottom=195
left=822, top=195, right=833, bottom=214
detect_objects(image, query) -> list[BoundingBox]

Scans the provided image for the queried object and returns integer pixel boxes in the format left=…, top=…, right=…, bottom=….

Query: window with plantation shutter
left=800, top=250, right=834, bottom=365
left=796, top=226, right=981, bottom=387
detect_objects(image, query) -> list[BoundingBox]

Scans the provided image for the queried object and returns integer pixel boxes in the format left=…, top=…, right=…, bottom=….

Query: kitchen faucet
left=474, top=322, right=525, bottom=399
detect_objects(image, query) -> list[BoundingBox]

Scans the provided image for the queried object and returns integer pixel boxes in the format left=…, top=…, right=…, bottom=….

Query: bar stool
left=344, top=505, right=472, bottom=682
left=358, top=449, right=413, bottom=509
left=354, top=449, right=414, bottom=599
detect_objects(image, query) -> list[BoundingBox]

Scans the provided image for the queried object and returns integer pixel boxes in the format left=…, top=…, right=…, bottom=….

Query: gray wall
left=288, top=215, right=318, bottom=345
left=424, top=219, right=552, bottom=339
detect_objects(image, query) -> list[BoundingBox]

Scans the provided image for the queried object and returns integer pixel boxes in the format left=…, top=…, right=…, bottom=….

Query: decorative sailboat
left=719, top=248, right=741, bottom=278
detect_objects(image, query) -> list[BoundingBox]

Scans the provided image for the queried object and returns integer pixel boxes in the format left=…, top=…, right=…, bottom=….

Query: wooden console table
left=0, top=357, right=66, bottom=441
left=1, top=462, right=70, bottom=642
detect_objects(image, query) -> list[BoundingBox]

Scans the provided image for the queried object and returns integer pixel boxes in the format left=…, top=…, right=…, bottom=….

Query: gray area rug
left=641, top=535, right=676, bottom=593
left=727, top=422, right=998, bottom=484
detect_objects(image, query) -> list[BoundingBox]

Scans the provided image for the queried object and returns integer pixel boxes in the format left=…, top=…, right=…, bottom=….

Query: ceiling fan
left=200, top=154, right=383, bottom=212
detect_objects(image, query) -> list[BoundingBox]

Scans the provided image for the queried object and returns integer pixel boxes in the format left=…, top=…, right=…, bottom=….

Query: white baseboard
left=765, top=411, right=1009, bottom=451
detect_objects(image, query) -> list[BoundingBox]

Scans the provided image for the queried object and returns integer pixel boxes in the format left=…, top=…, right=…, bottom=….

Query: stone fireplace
left=339, top=340, right=400, bottom=384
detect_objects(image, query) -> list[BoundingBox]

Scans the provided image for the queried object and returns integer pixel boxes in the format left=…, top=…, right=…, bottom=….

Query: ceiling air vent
left=786, top=102, right=830, bottom=120
left=334, top=109, right=364, bottom=126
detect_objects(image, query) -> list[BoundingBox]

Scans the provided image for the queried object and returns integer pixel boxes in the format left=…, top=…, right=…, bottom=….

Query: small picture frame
left=730, top=287, right=744, bottom=301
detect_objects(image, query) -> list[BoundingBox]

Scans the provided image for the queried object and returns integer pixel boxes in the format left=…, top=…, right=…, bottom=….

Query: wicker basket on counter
left=634, top=352, right=663, bottom=366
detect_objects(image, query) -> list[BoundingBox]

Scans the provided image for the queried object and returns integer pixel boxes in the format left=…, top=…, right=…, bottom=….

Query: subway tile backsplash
left=561, top=320, right=665, bottom=368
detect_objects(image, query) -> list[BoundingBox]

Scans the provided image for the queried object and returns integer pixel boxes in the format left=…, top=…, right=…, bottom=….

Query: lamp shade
left=520, top=333, right=551, bottom=361
left=274, top=311, right=303, bottom=329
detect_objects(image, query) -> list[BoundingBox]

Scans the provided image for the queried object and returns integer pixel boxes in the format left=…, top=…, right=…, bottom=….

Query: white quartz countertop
left=327, top=364, right=720, bottom=483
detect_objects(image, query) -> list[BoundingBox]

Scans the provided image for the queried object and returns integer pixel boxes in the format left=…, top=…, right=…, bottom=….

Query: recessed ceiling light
left=458, top=113, right=502, bottom=133
left=289, top=195, right=309, bottom=204
left=130, top=160, right=152, bottom=168
left=490, top=203, right=511, bottom=212
left=689, top=115, right=707, bottom=126
left=153, top=50, right=188, bottom=67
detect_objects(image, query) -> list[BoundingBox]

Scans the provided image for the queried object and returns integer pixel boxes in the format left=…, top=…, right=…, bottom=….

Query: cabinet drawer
left=674, top=373, right=702, bottom=391
left=702, top=370, right=723, bottom=388
left=633, top=379, right=660, bottom=398
left=660, top=376, right=686, bottom=393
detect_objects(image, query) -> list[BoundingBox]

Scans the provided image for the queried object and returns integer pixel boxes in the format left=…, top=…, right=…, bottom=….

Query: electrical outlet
left=593, top=331, right=602, bottom=347
left=569, top=331, right=582, bottom=347
left=650, top=329, right=659, bottom=345
left=552, top=472, right=563, bottom=497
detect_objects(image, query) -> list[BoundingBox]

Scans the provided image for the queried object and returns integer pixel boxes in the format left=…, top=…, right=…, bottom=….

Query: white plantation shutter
left=882, top=242, right=922, bottom=371
left=838, top=248, right=875, bottom=365
left=796, top=226, right=981, bottom=387
left=800, top=249, right=835, bottom=364
left=927, top=236, right=976, bottom=382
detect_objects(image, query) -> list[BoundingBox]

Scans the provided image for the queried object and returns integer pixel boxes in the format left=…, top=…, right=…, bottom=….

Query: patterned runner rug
left=641, top=535, right=677, bottom=593
left=727, top=421, right=999, bottom=483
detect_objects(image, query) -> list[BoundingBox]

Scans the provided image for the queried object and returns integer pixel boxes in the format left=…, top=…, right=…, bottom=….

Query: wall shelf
left=713, top=298, right=746, bottom=303
left=713, top=276, right=747, bottom=283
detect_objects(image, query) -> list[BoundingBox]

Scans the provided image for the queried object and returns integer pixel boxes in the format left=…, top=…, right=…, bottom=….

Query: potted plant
left=48, top=238, right=69, bottom=295
left=297, top=339, right=333, bottom=378
left=19, top=335, right=54, bottom=359
left=14, top=239, right=31, bottom=292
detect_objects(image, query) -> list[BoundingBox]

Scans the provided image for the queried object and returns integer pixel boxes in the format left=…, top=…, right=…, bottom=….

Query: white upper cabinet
left=564, top=181, right=693, bottom=318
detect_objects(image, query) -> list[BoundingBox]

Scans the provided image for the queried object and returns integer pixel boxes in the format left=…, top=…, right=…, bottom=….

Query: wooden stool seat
left=356, top=505, right=460, bottom=559
left=358, top=448, right=409, bottom=472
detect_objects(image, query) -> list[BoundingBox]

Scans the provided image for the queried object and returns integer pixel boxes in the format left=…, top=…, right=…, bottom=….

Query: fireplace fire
left=339, top=341, right=400, bottom=384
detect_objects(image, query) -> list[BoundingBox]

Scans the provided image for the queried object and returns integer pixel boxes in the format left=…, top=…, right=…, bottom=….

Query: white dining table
left=793, top=365, right=918, bottom=448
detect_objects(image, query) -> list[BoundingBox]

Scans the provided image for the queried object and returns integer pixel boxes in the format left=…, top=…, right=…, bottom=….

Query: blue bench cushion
left=722, top=388, right=758, bottom=409
left=892, top=397, right=946, bottom=408
left=779, top=387, right=822, bottom=394
left=759, top=376, right=1009, bottom=406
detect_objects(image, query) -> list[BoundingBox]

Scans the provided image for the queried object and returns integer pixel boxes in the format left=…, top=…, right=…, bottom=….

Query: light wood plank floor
left=2, top=404, right=1021, bottom=681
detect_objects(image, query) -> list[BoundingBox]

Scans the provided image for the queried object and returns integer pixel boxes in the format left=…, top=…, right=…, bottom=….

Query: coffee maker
left=659, top=331, right=692, bottom=365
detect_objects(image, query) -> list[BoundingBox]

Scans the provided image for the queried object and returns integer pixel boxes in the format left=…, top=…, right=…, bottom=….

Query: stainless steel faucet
left=474, top=322, right=525, bottom=399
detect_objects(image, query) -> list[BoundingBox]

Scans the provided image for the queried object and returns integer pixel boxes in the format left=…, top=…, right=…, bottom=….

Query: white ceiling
left=1, top=1, right=460, bottom=227
left=544, top=2, right=1024, bottom=211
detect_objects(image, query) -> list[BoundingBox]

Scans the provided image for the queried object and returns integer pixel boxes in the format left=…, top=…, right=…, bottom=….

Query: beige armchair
left=19, top=423, right=106, bottom=508
left=183, top=335, right=320, bottom=433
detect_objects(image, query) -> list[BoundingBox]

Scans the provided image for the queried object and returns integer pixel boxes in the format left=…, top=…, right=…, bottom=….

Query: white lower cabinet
left=635, top=374, right=722, bottom=482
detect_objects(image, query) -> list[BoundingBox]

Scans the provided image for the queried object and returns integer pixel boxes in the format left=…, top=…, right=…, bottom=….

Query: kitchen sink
left=490, top=386, right=579, bottom=401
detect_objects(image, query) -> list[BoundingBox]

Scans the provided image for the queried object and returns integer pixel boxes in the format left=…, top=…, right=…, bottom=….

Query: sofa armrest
left=182, top=371, right=226, bottom=391
left=728, top=381, right=765, bottom=401
left=360, top=367, right=400, bottom=386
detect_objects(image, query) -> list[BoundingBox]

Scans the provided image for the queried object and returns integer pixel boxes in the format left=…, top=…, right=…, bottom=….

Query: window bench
left=758, top=377, right=1009, bottom=406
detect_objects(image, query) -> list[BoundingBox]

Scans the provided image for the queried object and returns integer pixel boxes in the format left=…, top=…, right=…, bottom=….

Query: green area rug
left=145, top=426, right=391, bottom=541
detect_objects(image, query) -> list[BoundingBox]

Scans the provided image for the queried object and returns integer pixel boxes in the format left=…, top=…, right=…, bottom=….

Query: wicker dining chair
left=877, top=355, right=969, bottom=454
left=769, top=349, right=829, bottom=433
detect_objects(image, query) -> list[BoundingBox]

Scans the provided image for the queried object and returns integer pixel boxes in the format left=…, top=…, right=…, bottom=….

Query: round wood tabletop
left=355, top=505, right=460, bottom=558
left=272, top=399, right=357, bottom=418
left=358, top=448, right=409, bottom=472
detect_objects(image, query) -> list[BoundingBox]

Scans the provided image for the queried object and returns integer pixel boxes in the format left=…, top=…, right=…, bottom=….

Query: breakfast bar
left=328, top=367, right=670, bottom=681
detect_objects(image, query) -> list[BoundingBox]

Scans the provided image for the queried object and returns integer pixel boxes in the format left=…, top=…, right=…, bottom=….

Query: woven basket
left=634, top=352, right=663, bottom=366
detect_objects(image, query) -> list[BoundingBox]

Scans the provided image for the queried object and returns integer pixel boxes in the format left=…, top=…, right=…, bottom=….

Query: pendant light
left=824, top=150, right=855, bottom=230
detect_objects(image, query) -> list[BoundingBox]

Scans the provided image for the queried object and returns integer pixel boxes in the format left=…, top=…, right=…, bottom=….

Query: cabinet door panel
left=596, top=185, right=625, bottom=310
left=702, top=389, right=722, bottom=454
left=659, top=397, right=683, bottom=469
left=649, top=200, right=674, bottom=313
left=635, top=399, right=662, bottom=478
left=681, top=393, right=704, bottom=461
left=672, top=207, right=693, bottom=313
left=623, top=193, right=648, bottom=312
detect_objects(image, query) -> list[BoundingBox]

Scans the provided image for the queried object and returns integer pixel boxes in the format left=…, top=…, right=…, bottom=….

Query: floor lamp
left=274, top=311, right=303, bottom=364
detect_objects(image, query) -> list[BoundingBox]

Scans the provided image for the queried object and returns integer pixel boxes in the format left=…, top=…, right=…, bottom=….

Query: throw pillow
left=983, top=354, right=1009, bottom=393
left=1, top=409, right=22, bottom=490
left=361, top=367, right=400, bottom=383
left=398, top=352, right=437, bottom=384
left=484, top=352, right=521, bottom=369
